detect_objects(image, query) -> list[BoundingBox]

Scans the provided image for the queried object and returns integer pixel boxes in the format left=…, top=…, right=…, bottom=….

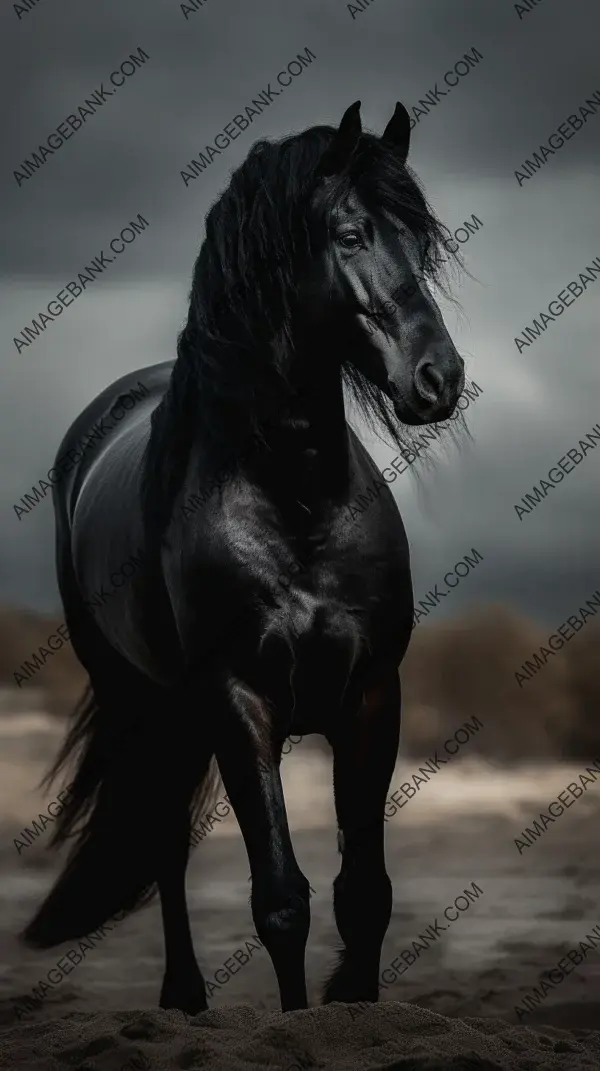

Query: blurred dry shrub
left=0, top=601, right=599, bottom=760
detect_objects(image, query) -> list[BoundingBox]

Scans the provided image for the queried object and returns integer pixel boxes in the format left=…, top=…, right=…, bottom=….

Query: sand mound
left=1, top=1002, right=600, bottom=1071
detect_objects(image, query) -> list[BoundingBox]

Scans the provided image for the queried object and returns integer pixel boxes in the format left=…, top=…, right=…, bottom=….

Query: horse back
left=54, top=361, right=173, bottom=526
left=53, top=362, right=175, bottom=678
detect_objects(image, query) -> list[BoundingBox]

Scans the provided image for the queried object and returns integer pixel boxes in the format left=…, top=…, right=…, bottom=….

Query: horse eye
left=339, top=232, right=362, bottom=249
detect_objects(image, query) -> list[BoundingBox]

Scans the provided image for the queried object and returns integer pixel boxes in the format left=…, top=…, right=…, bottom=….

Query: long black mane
left=141, top=123, right=463, bottom=550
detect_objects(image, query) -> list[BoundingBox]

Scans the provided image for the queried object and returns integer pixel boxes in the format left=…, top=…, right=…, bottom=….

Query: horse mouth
left=387, top=377, right=440, bottom=425
left=392, top=390, right=460, bottom=426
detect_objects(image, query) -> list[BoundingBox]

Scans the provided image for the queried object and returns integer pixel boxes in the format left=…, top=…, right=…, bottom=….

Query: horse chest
left=231, top=491, right=408, bottom=626
left=219, top=496, right=411, bottom=725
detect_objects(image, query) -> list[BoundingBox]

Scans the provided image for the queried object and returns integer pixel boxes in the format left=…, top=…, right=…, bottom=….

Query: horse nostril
left=414, top=359, right=444, bottom=404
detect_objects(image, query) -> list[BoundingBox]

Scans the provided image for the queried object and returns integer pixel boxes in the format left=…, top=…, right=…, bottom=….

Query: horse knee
left=333, top=868, right=392, bottom=943
left=252, top=874, right=311, bottom=953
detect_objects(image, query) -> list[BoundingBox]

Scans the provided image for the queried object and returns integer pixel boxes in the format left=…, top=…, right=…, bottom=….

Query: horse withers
left=22, top=100, right=465, bottom=1014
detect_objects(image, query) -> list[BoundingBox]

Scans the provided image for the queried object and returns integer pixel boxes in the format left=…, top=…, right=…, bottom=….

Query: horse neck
left=246, top=347, right=351, bottom=506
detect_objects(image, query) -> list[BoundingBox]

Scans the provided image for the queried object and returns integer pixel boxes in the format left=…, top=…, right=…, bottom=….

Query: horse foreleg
left=322, top=663, right=400, bottom=1004
left=215, top=680, right=311, bottom=1011
left=158, top=798, right=207, bottom=1015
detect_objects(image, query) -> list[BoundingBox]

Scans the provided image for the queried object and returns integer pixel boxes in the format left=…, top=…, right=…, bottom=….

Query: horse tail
left=21, top=673, right=220, bottom=950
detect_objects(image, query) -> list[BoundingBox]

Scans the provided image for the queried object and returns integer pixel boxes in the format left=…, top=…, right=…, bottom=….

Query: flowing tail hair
left=21, top=678, right=220, bottom=949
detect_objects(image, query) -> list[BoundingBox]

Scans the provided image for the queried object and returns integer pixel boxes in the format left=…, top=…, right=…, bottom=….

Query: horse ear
left=317, top=100, right=362, bottom=178
left=381, top=101, right=411, bottom=163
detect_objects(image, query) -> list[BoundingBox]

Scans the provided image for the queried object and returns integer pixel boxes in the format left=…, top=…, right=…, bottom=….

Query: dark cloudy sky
left=1, top=0, right=599, bottom=630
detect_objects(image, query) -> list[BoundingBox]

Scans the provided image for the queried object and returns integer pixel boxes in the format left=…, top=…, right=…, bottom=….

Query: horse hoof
left=322, top=978, right=379, bottom=1005
left=159, top=980, right=208, bottom=1016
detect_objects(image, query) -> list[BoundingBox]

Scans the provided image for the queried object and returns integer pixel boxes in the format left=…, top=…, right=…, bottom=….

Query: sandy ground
left=2, top=711, right=600, bottom=1068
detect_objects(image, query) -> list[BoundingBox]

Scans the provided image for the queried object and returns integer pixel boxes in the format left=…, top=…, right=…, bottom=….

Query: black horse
left=22, top=101, right=465, bottom=1014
